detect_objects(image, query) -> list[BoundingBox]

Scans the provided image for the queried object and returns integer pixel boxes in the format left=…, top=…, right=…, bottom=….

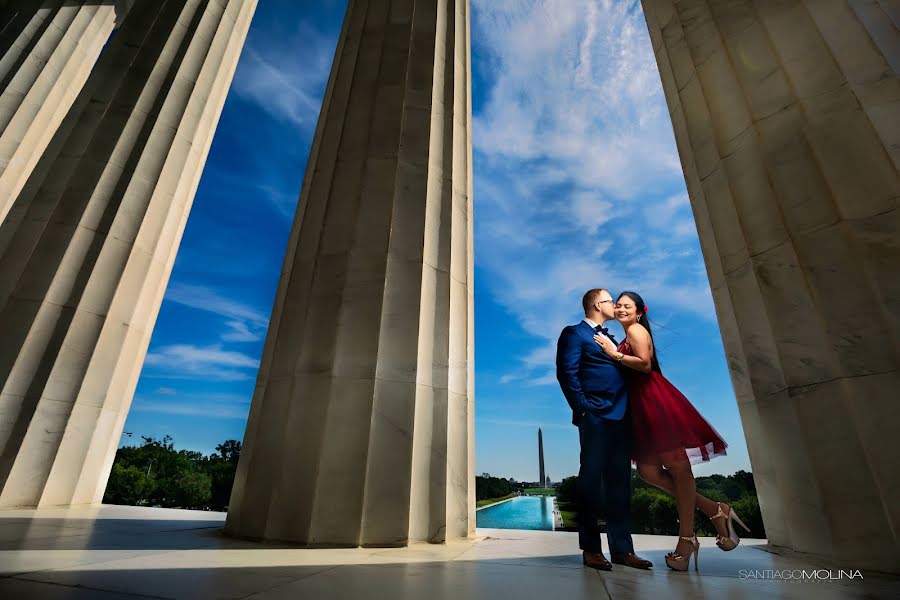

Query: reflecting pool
left=475, top=495, right=554, bottom=530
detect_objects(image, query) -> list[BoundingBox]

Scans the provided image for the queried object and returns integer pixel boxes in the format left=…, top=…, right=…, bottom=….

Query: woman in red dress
left=593, top=291, right=749, bottom=572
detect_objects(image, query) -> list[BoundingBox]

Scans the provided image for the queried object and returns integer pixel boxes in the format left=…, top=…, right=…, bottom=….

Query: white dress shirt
left=582, top=317, right=601, bottom=330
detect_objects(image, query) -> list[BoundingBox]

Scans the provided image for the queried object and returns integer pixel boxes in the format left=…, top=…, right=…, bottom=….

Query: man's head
left=582, top=288, right=615, bottom=322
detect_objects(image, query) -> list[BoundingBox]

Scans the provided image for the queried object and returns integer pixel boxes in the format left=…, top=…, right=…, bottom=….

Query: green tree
left=731, top=470, right=756, bottom=497
left=647, top=493, right=679, bottom=535
left=215, top=440, right=242, bottom=462
left=630, top=488, right=658, bottom=534
left=556, top=476, right=577, bottom=505
left=626, top=469, right=765, bottom=538
left=719, top=478, right=745, bottom=501
left=169, top=470, right=212, bottom=508
left=731, top=495, right=765, bottom=539
left=475, top=475, right=512, bottom=500
left=103, top=435, right=212, bottom=509
left=208, top=439, right=241, bottom=510
left=105, top=464, right=154, bottom=505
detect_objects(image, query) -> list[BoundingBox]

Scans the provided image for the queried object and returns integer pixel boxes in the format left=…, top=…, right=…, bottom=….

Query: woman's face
left=615, top=296, right=639, bottom=325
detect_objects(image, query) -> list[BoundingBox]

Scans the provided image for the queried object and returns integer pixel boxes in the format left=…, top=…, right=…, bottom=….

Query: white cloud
left=165, top=283, right=266, bottom=325
left=133, top=401, right=249, bottom=420
left=526, top=372, right=559, bottom=387
left=144, top=344, right=260, bottom=381
left=522, top=344, right=557, bottom=371
left=164, top=283, right=269, bottom=344
left=473, top=0, right=679, bottom=196
left=646, top=194, right=688, bottom=227
left=232, top=21, right=335, bottom=128
left=472, top=0, right=715, bottom=383
left=200, top=166, right=300, bottom=220
left=132, top=390, right=253, bottom=420
left=222, top=320, right=263, bottom=342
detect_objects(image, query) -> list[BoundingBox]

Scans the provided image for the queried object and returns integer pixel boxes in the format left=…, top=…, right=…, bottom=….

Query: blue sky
left=123, top=0, right=751, bottom=482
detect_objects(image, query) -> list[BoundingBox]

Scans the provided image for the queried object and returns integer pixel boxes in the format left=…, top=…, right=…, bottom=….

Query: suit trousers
left=577, top=415, right=634, bottom=555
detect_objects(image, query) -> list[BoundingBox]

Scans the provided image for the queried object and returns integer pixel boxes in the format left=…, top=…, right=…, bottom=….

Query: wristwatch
left=615, top=352, right=625, bottom=362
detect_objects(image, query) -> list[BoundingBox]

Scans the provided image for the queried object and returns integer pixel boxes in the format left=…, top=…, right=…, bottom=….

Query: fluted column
left=225, top=0, right=474, bottom=547
left=0, top=0, right=257, bottom=508
left=0, top=1, right=122, bottom=224
left=642, top=0, right=900, bottom=573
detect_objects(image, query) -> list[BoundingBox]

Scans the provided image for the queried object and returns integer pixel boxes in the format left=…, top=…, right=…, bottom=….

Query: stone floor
left=0, top=505, right=896, bottom=599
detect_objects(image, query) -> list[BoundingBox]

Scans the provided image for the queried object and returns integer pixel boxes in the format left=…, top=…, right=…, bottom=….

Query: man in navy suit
left=556, top=288, right=652, bottom=571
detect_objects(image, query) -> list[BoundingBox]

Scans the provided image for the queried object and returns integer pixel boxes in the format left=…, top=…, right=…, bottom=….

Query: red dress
left=618, top=340, right=727, bottom=465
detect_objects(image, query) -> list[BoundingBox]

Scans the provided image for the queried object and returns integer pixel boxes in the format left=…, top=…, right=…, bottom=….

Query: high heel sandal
left=665, top=534, right=699, bottom=572
left=709, top=502, right=751, bottom=551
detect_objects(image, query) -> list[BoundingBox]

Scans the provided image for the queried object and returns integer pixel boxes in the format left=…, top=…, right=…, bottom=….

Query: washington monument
left=538, top=428, right=545, bottom=487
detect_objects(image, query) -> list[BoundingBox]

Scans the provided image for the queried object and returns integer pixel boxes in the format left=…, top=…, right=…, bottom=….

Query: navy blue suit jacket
left=556, top=320, right=628, bottom=425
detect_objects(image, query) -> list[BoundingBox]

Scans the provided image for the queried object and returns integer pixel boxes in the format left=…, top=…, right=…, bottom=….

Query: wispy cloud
left=218, top=17, right=338, bottom=223
left=165, top=283, right=267, bottom=325
left=132, top=389, right=253, bottom=420
left=472, top=0, right=713, bottom=384
left=222, top=320, right=263, bottom=342
left=232, top=21, right=335, bottom=128
left=143, top=344, right=260, bottom=381
left=473, top=0, right=679, bottom=194
left=133, top=400, right=250, bottom=420
left=199, top=165, right=301, bottom=220
left=164, top=283, right=269, bottom=343
left=526, top=372, right=559, bottom=387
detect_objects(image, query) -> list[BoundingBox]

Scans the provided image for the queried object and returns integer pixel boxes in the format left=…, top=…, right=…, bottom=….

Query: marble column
left=225, top=0, right=474, bottom=547
left=0, top=0, right=257, bottom=508
left=0, top=1, right=123, bottom=225
left=642, top=0, right=900, bottom=573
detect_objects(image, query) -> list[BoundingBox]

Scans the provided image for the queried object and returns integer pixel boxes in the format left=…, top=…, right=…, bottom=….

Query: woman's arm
left=620, top=325, right=653, bottom=373
left=592, top=330, right=651, bottom=373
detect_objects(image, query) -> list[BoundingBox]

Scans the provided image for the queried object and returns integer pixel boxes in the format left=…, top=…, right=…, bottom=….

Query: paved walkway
left=0, top=505, right=896, bottom=599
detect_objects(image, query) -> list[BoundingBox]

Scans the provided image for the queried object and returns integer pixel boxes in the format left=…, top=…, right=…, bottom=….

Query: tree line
left=107, top=437, right=765, bottom=539
left=475, top=474, right=515, bottom=501
left=103, top=435, right=241, bottom=511
left=555, top=469, right=765, bottom=538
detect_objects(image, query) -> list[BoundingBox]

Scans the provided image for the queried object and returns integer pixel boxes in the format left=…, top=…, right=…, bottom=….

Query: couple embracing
left=556, top=288, right=748, bottom=573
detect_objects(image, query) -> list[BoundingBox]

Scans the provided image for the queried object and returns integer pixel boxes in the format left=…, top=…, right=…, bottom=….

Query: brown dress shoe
left=611, top=552, right=653, bottom=569
left=582, top=551, right=613, bottom=571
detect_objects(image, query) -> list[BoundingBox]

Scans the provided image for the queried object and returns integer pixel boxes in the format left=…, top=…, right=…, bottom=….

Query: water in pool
left=476, top=496, right=555, bottom=530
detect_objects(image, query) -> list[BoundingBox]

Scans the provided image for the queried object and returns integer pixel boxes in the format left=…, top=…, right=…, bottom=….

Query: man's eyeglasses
left=595, top=300, right=613, bottom=305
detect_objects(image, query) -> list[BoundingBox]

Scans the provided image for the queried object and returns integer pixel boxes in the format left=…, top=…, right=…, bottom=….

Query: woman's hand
left=593, top=333, right=618, bottom=357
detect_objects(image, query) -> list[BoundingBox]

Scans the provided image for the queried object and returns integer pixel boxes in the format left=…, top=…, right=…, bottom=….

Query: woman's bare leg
left=660, top=459, right=698, bottom=556
left=636, top=462, right=730, bottom=538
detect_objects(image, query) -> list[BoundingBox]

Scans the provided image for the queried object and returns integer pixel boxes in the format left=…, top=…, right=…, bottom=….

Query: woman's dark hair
left=617, top=291, right=661, bottom=373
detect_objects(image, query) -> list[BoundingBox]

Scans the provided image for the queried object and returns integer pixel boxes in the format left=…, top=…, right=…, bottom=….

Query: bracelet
left=615, top=352, right=625, bottom=362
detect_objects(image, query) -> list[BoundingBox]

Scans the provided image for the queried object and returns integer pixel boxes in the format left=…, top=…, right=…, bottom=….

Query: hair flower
left=643, top=306, right=649, bottom=314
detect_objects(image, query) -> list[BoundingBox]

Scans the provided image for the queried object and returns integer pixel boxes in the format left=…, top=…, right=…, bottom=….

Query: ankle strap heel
left=710, top=502, right=750, bottom=552
left=665, top=534, right=699, bottom=572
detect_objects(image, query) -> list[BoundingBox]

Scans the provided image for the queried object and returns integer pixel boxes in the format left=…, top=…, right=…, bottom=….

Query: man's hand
left=593, top=333, right=618, bottom=357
